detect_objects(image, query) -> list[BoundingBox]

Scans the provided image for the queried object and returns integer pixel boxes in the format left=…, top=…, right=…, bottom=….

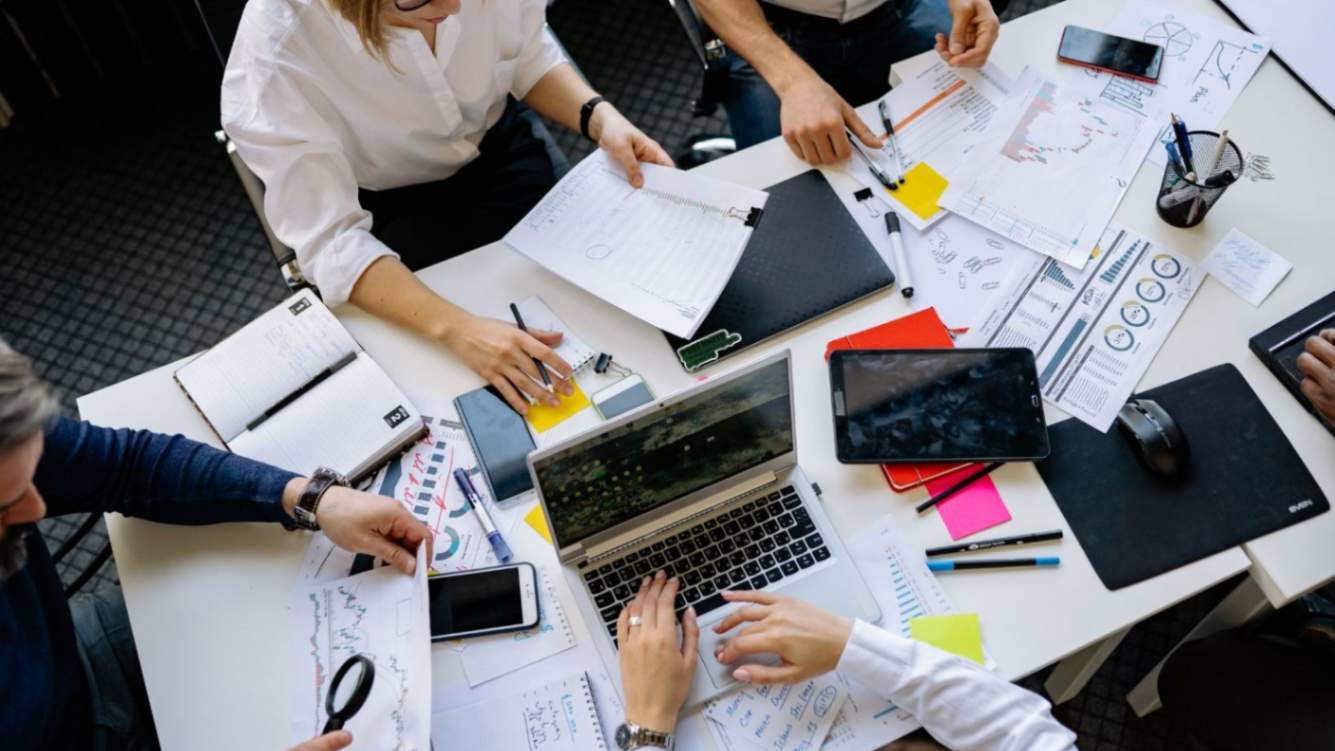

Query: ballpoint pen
left=509, top=302, right=552, bottom=389
left=846, top=131, right=897, bottom=192
left=877, top=100, right=908, bottom=185
left=453, top=468, right=513, bottom=563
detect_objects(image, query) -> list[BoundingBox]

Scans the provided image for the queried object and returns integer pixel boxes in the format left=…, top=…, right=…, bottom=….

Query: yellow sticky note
left=895, top=161, right=949, bottom=222
left=524, top=503, right=552, bottom=543
left=525, top=381, right=591, bottom=433
left=909, top=613, right=985, bottom=665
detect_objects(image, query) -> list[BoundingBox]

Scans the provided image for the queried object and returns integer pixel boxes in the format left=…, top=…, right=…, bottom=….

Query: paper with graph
left=939, top=68, right=1158, bottom=269
left=503, top=150, right=768, bottom=339
left=962, top=223, right=1200, bottom=431
left=1060, top=0, right=1269, bottom=166
left=289, top=545, right=430, bottom=750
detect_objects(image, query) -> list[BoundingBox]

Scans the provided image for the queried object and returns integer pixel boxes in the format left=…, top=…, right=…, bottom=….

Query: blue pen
left=1170, top=114, right=1194, bottom=174
left=927, top=557, right=1060, bottom=572
left=453, top=468, right=513, bottom=563
left=1165, top=142, right=1186, bottom=179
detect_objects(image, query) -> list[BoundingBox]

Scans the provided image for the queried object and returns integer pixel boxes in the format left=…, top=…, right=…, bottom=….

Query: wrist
left=624, top=708, right=678, bottom=735
left=587, top=100, right=614, bottom=142
left=281, top=477, right=308, bottom=519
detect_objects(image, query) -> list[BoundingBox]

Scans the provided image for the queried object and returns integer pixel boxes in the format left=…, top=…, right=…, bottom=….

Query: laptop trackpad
left=698, top=626, right=782, bottom=689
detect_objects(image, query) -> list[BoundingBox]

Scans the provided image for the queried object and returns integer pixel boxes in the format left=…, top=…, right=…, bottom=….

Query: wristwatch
left=615, top=722, right=674, bottom=751
left=292, top=466, right=345, bottom=531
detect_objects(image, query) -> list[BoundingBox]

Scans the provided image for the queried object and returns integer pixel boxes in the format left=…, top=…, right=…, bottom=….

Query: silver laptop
left=528, top=349, right=881, bottom=706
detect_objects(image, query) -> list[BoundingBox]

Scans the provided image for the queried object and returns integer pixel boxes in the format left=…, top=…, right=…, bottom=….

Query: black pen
left=877, top=100, right=908, bottom=185
left=926, top=530, right=1063, bottom=557
left=846, top=131, right=897, bottom=192
left=915, top=462, right=1003, bottom=514
left=509, top=302, right=551, bottom=388
left=246, top=351, right=358, bottom=431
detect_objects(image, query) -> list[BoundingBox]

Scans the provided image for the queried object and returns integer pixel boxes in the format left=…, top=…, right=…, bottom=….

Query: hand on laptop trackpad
left=698, top=626, right=782, bottom=689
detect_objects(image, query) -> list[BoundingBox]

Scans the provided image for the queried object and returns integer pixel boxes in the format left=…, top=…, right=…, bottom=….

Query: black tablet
left=455, top=386, right=536, bottom=502
left=829, top=349, right=1050, bottom=464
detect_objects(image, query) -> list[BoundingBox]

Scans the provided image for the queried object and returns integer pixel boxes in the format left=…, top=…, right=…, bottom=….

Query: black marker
left=926, top=530, right=1063, bottom=557
left=916, top=462, right=1003, bottom=514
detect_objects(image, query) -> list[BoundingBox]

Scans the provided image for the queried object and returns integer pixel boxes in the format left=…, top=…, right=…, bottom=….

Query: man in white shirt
left=693, top=0, right=1000, bottom=165
left=613, top=571, right=1077, bottom=751
left=222, top=0, right=672, bottom=416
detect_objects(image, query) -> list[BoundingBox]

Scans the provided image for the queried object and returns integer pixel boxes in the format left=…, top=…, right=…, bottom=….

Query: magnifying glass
left=323, top=654, right=375, bottom=733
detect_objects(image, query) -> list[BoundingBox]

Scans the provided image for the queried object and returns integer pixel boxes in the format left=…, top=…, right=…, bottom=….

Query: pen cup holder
left=1156, top=130, right=1242, bottom=229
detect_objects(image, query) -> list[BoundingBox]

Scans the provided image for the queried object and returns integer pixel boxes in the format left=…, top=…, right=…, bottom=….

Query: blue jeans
left=70, top=587, right=160, bottom=751
left=722, top=0, right=954, bottom=149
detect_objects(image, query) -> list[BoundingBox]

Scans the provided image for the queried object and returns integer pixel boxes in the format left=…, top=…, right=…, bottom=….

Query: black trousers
left=357, top=98, right=565, bottom=270
left=1160, top=630, right=1335, bottom=750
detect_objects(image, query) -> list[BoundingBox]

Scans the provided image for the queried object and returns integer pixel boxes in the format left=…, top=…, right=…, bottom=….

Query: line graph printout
left=289, top=545, right=430, bottom=751
left=963, top=224, right=1200, bottom=431
left=504, top=150, right=768, bottom=339
left=1060, top=0, right=1269, bottom=166
left=940, top=69, right=1157, bottom=269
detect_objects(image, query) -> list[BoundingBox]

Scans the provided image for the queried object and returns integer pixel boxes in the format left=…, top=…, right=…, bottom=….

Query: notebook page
left=229, top=353, right=421, bottom=478
left=175, top=290, right=359, bottom=441
left=431, top=673, right=607, bottom=750
left=516, top=296, right=596, bottom=371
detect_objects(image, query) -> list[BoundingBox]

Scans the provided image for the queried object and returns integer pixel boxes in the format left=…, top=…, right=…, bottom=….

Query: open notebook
left=432, top=672, right=607, bottom=750
left=174, top=289, right=425, bottom=481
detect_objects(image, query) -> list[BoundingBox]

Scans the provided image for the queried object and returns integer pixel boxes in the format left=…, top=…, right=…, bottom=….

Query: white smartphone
left=427, top=562, right=540, bottom=641
left=591, top=374, right=655, bottom=420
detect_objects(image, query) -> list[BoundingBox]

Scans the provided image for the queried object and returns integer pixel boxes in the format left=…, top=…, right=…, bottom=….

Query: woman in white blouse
left=222, top=0, right=671, bottom=414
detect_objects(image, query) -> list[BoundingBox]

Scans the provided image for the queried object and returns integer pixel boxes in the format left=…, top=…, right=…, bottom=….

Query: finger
left=1297, top=352, right=1330, bottom=382
left=722, top=588, right=782, bottom=606
left=617, top=603, right=631, bottom=646
left=504, top=364, right=559, bottom=408
left=712, top=604, right=771, bottom=634
left=734, top=662, right=805, bottom=685
left=518, top=332, right=575, bottom=383
left=488, top=375, right=529, bottom=416
left=373, top=540, right=415, bottom=575
left=782, top=132, right=804, bottom=161
left=640, top=138, right=675, bottom=168
left=935, top=32, right=948, bottom=53
left=718, top=629, right=782, bottom=664
left=1322, top=329, right=1335, bottom=343
left=611, top=142, right=644, bottom=188
left=681, top=606, right=700, bottom=668
left=845, top=107, right=883, bottom=149
left=948, top=8, right=970, bottom=55
left=292, top=730, right=354, bottom=751
left=1306, top=335, right=1335, bottom=368
left=812, top=131, right=838, bottom=164
left=641, top=570, right=667, bottom=629
left=796, top=136, right=820, bottom=165
left=656, top=575, right=680, bottom=629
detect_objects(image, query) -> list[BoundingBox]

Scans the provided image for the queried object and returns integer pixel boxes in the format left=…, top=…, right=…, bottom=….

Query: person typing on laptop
left=613, top=573, right=1076, bottom=750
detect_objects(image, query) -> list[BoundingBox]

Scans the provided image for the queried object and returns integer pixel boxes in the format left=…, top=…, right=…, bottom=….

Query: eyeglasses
left=393, top=0, right=435, bottom=11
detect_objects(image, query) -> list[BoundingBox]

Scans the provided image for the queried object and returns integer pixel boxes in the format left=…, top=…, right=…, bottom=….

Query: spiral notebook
left=431, top=672, right=607, bottom=750
left=516, top=296, right=597, bottom=374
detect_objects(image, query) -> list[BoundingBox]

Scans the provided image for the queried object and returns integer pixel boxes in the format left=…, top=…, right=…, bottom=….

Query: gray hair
left=0, top=338, right=59, bottom=453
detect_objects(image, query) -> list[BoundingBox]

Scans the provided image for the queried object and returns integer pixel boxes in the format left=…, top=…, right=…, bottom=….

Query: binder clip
left=594, top=352, right=632, bottom=378
left=853, top=187, right=881, bottom=218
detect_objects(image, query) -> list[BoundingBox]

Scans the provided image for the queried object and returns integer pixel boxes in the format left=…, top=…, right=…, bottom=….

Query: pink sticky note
left=926, top=467, right=1011, bottom=541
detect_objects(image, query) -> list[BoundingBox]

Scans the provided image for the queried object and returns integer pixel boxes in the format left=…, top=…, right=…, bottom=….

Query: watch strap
left=616, top=722, right=674, bottom=750
left=580, top=95, right=607, bottom=141
left=293, top=467, right=344, bottom=530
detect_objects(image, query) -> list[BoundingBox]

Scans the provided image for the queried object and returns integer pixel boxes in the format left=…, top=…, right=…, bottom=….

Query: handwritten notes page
left=431, top=672, right=608, bottom=751
left=289, top=545, right=430, bottom=750
left=705, top=674, right=848, bottom=751
left=504, top=150, right=768, bottom=339
left=458, top=565, right=577, bottom=686
left=1202, top=228, right=1291, bottom=306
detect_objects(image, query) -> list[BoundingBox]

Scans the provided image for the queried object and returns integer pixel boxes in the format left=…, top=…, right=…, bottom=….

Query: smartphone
left=455, top=386, right=536, bottom=502
left=1057, top=25, right=1164, bottom=82
left=591, top=374, right=655, bottom=420
left=828, top=348, right=1050, bottom=464
left=428, top=562, right=540, bottom=641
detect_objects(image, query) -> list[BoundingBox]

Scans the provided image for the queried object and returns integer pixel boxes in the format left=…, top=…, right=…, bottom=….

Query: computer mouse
left=1116, top=398, right=1190, bottom=479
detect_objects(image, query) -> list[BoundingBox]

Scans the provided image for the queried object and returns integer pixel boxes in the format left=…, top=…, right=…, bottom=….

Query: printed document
left=939, top=69, right=1159, bottom=269
left=504, top=151, right=768, bottom=339
left=963, top=223, right=1201, bottom=431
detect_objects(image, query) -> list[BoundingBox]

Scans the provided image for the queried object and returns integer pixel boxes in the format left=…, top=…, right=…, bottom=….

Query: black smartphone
left=1058, top=25, right=1164, bottom=83
left=455, top=386, right=536, bottom=502
left=428, top=563, right=540, bottom=641
left=828, top=348, right=1050, bottom=464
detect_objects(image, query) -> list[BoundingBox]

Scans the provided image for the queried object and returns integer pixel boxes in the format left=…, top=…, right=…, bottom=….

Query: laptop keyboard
left=579, top=485, right=831, bottom=646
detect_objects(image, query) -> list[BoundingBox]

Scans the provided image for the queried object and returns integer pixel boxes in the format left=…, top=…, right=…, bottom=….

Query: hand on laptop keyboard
left=710, top=589, right=853, bottom=685
left=617, top=571, right=700, bottom=733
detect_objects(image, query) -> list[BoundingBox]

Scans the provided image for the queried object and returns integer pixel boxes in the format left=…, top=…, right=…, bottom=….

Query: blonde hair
left=329, top=0, right=393, bottom=60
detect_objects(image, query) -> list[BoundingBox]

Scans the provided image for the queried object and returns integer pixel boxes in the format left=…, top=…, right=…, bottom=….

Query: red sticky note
left=926, top=467, right=1011, bottom=541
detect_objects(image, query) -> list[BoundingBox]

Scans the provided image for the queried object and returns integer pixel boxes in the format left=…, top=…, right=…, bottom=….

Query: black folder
left=1249, top=290, right=1335, bottom=437
left=1037, top=364, right=1328, bottom=590
left=665, top=169, right=894, bottom=371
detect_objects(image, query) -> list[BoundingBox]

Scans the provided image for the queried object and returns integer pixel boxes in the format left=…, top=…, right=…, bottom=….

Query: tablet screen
left=829, top=349, right=1049, bottom=463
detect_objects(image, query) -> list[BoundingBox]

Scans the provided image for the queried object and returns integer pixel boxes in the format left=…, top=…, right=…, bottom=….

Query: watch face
left=615, top=724, right=632, bottom=749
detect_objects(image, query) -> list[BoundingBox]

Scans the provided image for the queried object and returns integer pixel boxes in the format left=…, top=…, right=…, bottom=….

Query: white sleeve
left=835, top=620, right=1077, bottom=751
left=512, top=0, right=568, bottom=98
left=221, top=59, right=397, bottom=306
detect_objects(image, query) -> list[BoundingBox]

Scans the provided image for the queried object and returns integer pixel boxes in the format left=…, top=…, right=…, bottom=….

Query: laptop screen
left=535, top=357, right=793, bottom=548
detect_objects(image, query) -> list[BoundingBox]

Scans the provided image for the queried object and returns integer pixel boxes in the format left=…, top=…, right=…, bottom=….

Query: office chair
left=665, top=0, right=737, bottom=167
left=53, top=514, right=115, bottom=597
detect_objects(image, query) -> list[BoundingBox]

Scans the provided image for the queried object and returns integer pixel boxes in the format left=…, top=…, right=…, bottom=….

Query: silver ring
left=628, top=615, right=643, bottom=627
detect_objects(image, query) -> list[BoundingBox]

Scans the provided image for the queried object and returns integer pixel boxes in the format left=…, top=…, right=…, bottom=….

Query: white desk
left=77, top=0, right=1332, bottom=747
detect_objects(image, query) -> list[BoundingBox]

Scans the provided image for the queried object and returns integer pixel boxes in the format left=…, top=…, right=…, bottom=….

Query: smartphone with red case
left=1058, top=25, right=1164, bottom=83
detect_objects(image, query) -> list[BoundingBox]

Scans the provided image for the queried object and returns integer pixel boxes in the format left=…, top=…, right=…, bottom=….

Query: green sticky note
left=909, top=614, right=985, bottom=665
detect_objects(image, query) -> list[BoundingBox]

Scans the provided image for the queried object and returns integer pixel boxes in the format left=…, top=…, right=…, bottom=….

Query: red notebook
left=824, top=308, right=970, bottom=493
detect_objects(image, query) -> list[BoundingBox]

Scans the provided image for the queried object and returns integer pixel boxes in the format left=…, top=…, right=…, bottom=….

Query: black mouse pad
left=664, top=169, right=894, bottom=371
left=1036, top=363, right=1328, bottom=590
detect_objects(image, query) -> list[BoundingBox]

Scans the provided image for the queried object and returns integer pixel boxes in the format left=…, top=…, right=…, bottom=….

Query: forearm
left=837, top=620, right=1076, bottom=751
left=693, top=0, right=818, bottom=96
left=522, top=63, right=623, bottom=141
left=347, top=255, right=471, bottom=343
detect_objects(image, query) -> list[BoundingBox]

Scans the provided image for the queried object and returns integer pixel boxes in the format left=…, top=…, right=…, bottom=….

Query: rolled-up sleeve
left=511, top=0, right=567, bottom=99
left=221, top=58, right=397, bottom=306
